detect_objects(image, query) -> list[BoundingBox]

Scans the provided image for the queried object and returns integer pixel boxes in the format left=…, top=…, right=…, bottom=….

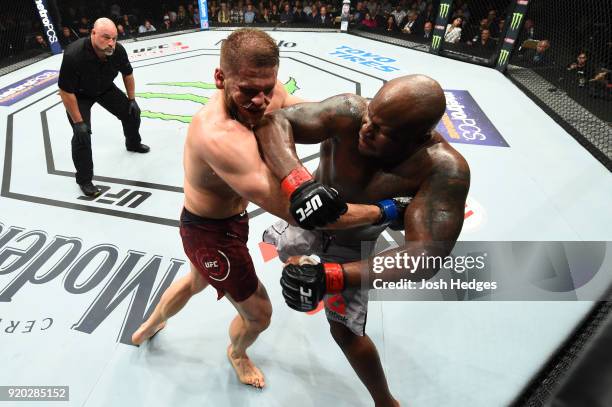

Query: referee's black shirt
left=58, top=37, right=133, bottom=98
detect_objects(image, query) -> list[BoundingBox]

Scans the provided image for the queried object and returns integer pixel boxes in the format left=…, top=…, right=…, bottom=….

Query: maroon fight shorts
left=179, top=207, right=258, bottom=302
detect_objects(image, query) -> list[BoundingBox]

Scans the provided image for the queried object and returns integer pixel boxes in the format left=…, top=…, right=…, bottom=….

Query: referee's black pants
left=67, top=84, right=142, bottom=185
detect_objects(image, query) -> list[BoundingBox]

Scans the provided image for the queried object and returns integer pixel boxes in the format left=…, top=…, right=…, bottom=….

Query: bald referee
left=58, top=17, right=149, bottom=197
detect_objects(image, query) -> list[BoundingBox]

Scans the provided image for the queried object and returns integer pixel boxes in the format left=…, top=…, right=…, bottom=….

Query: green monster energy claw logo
left=439, top=3, right=450, bottom=18
left=432, top=35, right=442, bottom=50
left=135, top=78, right=300, bottom=123
left=499, top=49, right=510, bottom=66
left=510, top=12, right=523, bottom=30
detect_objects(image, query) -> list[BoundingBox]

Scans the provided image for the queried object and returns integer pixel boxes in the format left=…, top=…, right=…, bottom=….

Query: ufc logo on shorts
left=300, top=286, right=313, bottom=308
left=295, top=195, right=323, bottom=222
left=204, top=260, right=218, bottom=268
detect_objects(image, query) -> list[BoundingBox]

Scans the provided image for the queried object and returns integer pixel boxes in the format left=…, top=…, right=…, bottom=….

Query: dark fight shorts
left=179, top=208, right=258, bottom=302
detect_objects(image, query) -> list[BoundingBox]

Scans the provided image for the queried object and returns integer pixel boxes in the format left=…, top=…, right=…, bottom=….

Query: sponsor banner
left=329, top=45, right=400, bottom=73
left=429, top=0, right=453, bottom=54
left=436, top=90, right=509, bottom=147
left=496, top=0, right=530, bottom=71
left=0, top=70, right=59, bottom=106
left=198, top=0, right=210, bottom=29
left=0, top=221, right=186, bottom=346
left=32, top=0, right=62, bottom=54
left=128, top=41, right=190, bottom=61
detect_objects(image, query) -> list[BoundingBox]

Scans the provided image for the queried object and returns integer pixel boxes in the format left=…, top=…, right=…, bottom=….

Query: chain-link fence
left=506, top=0, right=611, bottom=169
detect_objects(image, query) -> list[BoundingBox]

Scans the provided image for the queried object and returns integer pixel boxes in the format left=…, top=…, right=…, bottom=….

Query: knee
left=249, top=308, right=272, bottom=333
left=329, top=321, right=356, bottom=348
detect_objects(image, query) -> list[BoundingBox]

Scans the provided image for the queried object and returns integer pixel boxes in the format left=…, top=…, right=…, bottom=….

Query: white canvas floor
left=0, top=30, right=611, bottom=407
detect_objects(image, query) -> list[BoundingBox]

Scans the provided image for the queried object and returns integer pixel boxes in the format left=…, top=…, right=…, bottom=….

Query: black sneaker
left=79, top=182, right=101, bottom=197
left=127, top=143, right=150, bottom=153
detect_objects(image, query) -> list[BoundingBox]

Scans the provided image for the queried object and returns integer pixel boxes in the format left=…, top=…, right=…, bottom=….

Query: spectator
left=32, top=34, right=49, bottom=50
left=383, top=15, right=398, bottom=33
left=260, top=7, right=271, bottom=22
left=303, top=1, right=313, bottom=16
left=380, top=0, right=392, bottom=15
left=472, top=29, right=496, bottom=51
left=294, top=6, right=308, bottom=23
left=422, top=3, right=436, bottom=23
left=218, top=3, right=230, bottom=23
left=526, top=39, right=552, bottom=66
left=444, top=17, right=463, bottom=44
left=209, top=2, right=219, bottom=21
left=117, top=24, right=128, bottom=39
left=523, top=19, right=536, bottom=39
left=313, top=6, right=333, bottom=26
left=138, top=19, right=156, bottom=34
left=109, top=3, right=121, bottom=20
left=360, top=12, right=377, bottom=29
left=402, top=11, right=420, bottom=35
left=486, top=9, right=499, bottom=37
left=244, top=4, right=256, bottom=23
left=230, top=4, right=244, bottom=24
left=60, top=26, right=78, bottom=47
left=352, top=1, right=366, bottom=25
left=121, top=14, right=136, bottom=35
left=391, top=5, right=406, bottom=28
left=567, top=52, right=594, bottom=87
left=160, top=15, right=174, bottom=31
left=77, top=16, right=92, bottom=36
left=270, top=4, right=280, bottom=23
left=193, top=8, right=200, bottom=26
left=176, top=5, right=190, bottom=28
left=422, top=21, right=433, bottom=40
left=280, top=4, right=294, bottom=23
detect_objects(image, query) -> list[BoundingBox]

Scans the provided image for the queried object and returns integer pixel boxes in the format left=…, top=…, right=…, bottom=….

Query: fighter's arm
left=344, top=163, right=471, bottom=287
left=255, top=94, right=365, bottom=179
left=196, top=120, right=292, bottom=221
left=280, top=157, right=471, bottom=311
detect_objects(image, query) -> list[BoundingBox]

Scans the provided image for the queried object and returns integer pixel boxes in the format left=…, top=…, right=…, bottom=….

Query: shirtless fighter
left=131, top=29, right=409, bottom=389
left=258, top=75, right=470, bottom=406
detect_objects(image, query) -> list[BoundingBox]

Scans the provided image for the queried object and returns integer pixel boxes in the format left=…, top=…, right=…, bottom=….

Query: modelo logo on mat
left=329, top=46, right=400, bottom=72
left=0, top=222, right=186, bottom=346
left=436, top=90, right=509, bottom=147
left=129, top=42, right=190, bottom=61
left=0, top=70, right=59, bottom=106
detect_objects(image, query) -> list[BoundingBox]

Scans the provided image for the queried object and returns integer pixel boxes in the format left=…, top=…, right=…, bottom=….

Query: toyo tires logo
left=134, top=77, right=300, bottom=123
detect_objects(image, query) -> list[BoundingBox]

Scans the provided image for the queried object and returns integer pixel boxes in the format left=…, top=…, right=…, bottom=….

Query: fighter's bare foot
left=227, top=345, right=265, bottom=389
left=131, top=321, right=166, bottom=345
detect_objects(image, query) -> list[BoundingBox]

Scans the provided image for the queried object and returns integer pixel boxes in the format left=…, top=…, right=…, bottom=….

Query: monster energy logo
left=134, top=78, right=299, bottom=123
left=498, top=49, right=510, bottom=66
left=439, top=3, right=450, bottom=19
left=510, top=13, right=523, bottom=30
left=432, top=35, right=442, bottom=49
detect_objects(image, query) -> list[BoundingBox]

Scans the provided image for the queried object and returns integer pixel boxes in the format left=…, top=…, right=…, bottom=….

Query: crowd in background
left=0, top=0, right=610, bottom=98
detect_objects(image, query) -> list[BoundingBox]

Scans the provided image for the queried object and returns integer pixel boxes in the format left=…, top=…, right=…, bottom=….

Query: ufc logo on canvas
left=300, top=286, right=313, bottom=307
left=204, top=260, right=218, bottom=268
left=295, top=195, right=323, bottom=222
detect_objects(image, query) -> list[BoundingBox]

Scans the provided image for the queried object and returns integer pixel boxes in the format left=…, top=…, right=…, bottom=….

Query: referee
left=58, top=17, right=149, bottom=197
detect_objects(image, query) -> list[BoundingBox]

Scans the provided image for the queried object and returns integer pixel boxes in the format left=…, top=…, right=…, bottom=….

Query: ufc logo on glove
left=295, top=195, right=323, bottom=222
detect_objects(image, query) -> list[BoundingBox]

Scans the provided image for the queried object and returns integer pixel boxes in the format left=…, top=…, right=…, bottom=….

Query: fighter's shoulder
left=324, top=93, right=367, bottom=116
left=426, top=137, right=470, bottom=180
left=190, top=107, right=244, bottom=149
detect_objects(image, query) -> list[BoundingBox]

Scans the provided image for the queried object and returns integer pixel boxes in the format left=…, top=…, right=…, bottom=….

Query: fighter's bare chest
left=322, top=146, right=418, bottom=202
